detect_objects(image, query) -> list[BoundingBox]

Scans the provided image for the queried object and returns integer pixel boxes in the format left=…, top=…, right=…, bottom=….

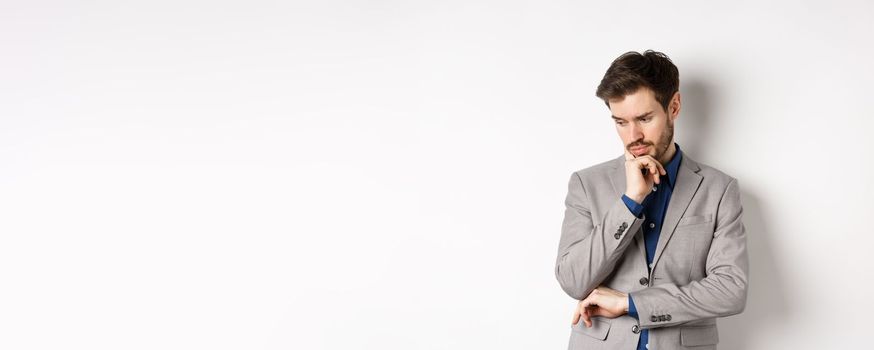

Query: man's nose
left=628, top=123, right=643, bottom=140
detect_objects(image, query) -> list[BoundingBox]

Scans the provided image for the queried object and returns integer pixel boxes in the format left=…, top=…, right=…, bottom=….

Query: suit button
left=614, top=233, right=621, bottom=239
left=639, top=277, right=649, bottom=285
left=650, top=315, right=658, bottom=322
left=648, top=222, right=655, bottom=229
left=631, top=325, right=640, bottom=334
left=666, top=314, right=672, bottom=321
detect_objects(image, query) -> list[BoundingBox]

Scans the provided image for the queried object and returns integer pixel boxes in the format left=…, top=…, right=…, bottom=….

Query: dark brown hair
left=595, top=50, right=679, bottom=111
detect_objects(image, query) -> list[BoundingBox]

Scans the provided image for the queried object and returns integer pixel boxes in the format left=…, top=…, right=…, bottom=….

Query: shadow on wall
left=719, top=192, right=790, bottom=349
left=677, top=78, right=712, bottom=158
left=680, top=76, right=790, bottom=350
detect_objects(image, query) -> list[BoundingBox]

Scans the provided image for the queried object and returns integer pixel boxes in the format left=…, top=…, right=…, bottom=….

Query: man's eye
left=641, top=117, right=652, bottom=123
left=615, top=121, right=626, bottom=126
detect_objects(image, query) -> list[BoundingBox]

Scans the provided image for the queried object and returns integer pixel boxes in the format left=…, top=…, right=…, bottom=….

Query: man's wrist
left=627, top=294, right=638, bottom=319
left=621, top=194, right=645, bottom=218
left=622, top=292, right=629, bottom=314
left=624, top=192, right=645, bottom=204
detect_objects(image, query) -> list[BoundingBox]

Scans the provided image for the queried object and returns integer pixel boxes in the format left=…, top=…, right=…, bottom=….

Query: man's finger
left=624, top=149, right=635, bottom=161
left=588, top=305, right=605, bottom=318
left=572, top=306, right=581, bottom=325
left=648, top=163, right=660, bottom=184
left=579, top=297, right=593, bottom=327
left=646, top=155, right=666, bottom=175
left=637, top=155, right=665, bottom=182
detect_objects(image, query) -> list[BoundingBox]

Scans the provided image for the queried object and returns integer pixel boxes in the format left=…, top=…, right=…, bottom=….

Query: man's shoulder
left=570, top=155, right=623, bottom=180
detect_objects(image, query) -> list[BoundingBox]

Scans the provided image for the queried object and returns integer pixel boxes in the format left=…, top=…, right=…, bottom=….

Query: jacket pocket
left=678, top=214, right=713, bottom=226
left=679, top=324, right=719, bottom=346
left=571, top=318, right=611, bottom=340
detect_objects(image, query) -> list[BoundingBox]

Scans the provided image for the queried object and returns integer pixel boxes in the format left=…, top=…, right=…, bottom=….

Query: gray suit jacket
left=555, top=153, right=748, bottom=350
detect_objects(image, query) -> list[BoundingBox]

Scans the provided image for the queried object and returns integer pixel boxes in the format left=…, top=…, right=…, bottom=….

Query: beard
left=626, top=118, right=675, bottom=163
left=654, top=118, right=674, bottom=162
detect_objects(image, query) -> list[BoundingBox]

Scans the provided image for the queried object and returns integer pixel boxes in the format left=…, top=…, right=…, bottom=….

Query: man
left=554, top=50, right=748, bottom=350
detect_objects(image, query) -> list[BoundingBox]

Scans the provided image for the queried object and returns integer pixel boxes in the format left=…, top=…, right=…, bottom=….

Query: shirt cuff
left=621, top=194, right=644, bottom=218
left=628, top=295, right=639, bottom=319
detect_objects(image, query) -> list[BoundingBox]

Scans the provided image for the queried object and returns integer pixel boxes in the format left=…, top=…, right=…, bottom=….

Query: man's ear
left=669, top=91, right=681, bottom=120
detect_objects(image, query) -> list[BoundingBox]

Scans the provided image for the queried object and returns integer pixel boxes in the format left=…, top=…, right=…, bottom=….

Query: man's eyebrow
left=611, top=111, right=654, bottom=120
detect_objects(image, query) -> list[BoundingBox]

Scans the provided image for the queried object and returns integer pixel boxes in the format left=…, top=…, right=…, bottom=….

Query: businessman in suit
left=555, top=50, right=748, bottom=350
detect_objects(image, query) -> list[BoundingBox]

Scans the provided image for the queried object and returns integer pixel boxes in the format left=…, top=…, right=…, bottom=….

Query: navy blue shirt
left=620, top=143, right=682, bottom=350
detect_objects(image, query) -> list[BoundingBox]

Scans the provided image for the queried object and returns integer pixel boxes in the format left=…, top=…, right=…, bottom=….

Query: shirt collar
left=664, top=143, right=682, bottom=189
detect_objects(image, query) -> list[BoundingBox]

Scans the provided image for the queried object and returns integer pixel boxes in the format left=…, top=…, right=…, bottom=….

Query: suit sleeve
left=554, top=171, right=645, bottom=300
left=628, top=178, right=749, bottom=328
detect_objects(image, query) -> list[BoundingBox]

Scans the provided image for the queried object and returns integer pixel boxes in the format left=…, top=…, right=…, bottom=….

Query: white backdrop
left=1, top=1, right=873, bottom=349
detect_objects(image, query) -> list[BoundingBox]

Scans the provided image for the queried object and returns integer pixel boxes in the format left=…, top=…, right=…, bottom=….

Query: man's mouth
left=629, top=144, right=650, bottom=155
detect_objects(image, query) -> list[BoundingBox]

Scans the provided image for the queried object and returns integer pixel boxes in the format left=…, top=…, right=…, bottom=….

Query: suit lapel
left=651, top=155, right=703, bottom=272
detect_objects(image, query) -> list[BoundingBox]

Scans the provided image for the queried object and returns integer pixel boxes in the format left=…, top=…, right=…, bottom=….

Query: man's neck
left=658, top=142, right=677, bottom=166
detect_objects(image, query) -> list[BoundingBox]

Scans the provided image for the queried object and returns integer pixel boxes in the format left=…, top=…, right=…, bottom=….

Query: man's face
left=608, top=87, right=680, bottom=162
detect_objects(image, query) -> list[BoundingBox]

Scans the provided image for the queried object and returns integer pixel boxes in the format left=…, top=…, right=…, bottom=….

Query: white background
left=1, top=1, right=872, bottom=349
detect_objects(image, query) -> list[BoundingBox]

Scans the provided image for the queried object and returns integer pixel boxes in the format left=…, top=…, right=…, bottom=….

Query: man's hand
left=624, top=149, right=666, bottom=203
left=572, top=286, right=629, bottom=327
